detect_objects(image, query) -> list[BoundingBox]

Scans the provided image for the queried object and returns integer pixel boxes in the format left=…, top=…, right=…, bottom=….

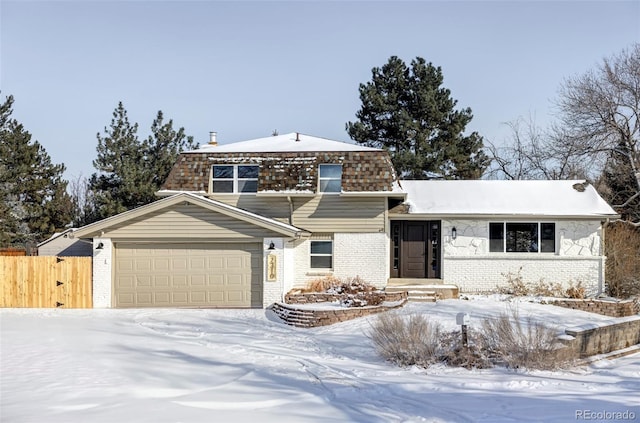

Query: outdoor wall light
left=96, top=242, right=104, bottom=250
left=451, top=227, right=457, bottom=240
left=268, top=241, right=275, bottom=250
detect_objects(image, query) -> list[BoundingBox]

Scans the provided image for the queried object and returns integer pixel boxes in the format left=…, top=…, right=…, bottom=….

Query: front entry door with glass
left=390, top=221, right=441, bottom=279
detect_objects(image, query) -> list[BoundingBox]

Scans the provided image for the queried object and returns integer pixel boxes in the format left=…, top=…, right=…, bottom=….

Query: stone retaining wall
left=271, top=296, right=408, bottom=328
left=284, top=291, right=406, bottom=304
left=552, top=298, right=639, bottom=317
left=565, top=318, right=640, bottom=357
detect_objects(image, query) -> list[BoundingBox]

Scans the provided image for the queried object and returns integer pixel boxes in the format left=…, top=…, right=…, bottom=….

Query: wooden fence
left=0, top=256, right=92, bottom=308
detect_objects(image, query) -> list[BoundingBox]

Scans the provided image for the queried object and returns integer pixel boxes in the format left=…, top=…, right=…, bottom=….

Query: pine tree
left=88, top=103, right=195, bottom=222
left=346, top=56, right=489, bottom=179
left=0, top=94, right=72, bottom=244
left=144, top=111, right=196, bottom=190
left=89, top=102, right=150, bottom=221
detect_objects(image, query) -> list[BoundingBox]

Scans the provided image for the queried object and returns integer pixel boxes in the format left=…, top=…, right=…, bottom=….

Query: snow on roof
left=400, top=180, right=619, bottom=217
left=190, top=132, right=381, bottom=153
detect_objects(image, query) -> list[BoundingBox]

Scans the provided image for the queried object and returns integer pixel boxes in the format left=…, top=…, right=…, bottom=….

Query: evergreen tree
left=89, top=102, right=150, bottom=221
left=144, top=111, right=196, bottom=190
left=89, top=103, right=195, bottom=222
left=0, top=94, right=72, bottom=244
left=346, top=56, right=489, bottom=179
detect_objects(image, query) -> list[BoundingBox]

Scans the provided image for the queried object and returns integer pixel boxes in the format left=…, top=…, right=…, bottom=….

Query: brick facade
left=162, top=151, right=398, bottom=193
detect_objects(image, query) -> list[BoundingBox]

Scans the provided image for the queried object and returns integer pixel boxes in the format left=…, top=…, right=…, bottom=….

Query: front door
left=391, top=221, right=441, bottom=279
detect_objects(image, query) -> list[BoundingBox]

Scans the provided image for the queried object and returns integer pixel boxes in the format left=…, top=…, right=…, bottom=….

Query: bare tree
left=486, top=116, right=590, bottom=180
left=555, top=43, right=640, bottom=221
left=67, top=174, right=95, bottom=227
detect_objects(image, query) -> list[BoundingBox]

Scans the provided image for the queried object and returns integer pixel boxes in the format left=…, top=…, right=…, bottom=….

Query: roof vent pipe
left=295, top=132, right=300, bottom=142
left=209, top=131, right=217, bottom=146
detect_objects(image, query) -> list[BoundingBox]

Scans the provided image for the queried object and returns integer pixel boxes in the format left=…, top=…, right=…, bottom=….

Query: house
left=72, top=132, right=619, bottom=308
left=37, top=229, right=92, bottom=257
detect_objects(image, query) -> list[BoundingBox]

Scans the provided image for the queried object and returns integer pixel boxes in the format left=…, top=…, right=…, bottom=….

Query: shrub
left=306, top=275, right=342, bottom=293
left=479, top=308, right=576, bottom=370
left=439, top=331, right=493, bottom=369
left=565, top=281, right=586, bottom=299
left=605, top=221, right=640, bottom=298
left=496, top=267, right=530, bottom=296
left=368, top=312, right=442, bottom=367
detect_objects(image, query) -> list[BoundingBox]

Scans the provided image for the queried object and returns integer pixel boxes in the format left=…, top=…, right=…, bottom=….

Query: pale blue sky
left=2, top=0, right=639, bottom=180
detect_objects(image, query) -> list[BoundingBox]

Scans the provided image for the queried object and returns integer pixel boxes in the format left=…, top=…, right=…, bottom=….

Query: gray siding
left=38, top=237, right=92, bottom=257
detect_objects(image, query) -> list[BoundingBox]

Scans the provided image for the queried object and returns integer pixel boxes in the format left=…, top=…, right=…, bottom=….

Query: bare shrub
left=496, top=267, right=530, bottom=296
left=605, top=221, right=640, bottom=298
left=306, top=275, right=342, bottom=293
left=439, top=331, right=493, bottom=369
left=369, top=312, right=442, bottom=367
left=530, top=280, right=564, bottom=297
left=479, top=308, right=576, bottom=370
left=565, top=281, right=586, bottom=299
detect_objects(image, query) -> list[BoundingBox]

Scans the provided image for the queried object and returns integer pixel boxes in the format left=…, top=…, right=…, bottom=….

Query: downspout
left=601, top=218, right=609, bottom=295
left=287, top=196, right=294, bottom=226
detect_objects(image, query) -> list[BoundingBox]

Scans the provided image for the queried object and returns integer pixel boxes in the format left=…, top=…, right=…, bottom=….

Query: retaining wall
left=553, top=298, right=639, bottom=317
left=565, top=317, right=640, bottom=357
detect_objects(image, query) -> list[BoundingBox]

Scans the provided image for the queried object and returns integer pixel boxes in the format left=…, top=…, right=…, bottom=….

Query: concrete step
left=385, top=284, right=459, bottom=300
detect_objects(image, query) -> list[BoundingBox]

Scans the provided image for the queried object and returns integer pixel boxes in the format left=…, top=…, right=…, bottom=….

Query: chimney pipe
left=295, top=132, right=300, bottom=142
left=209, top=131, right=217, bottom=146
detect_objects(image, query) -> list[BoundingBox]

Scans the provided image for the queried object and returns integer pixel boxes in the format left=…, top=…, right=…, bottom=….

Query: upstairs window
left=212, top=165, right=258, bottom=193
left=489, top=222, right=555, bottom=253
left=318, top=164, right=342, bottom=193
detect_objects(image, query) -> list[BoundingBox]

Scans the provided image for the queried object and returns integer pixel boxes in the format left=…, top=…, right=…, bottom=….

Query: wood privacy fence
left=0, top=256, right=92, bottom=308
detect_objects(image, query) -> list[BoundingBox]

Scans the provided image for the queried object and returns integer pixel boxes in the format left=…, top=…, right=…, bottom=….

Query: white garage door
left=114, top=243, right=263, bottom=308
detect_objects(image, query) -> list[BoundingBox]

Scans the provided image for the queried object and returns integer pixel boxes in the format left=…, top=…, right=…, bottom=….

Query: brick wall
left=284, top=291, right=406, bottom=304
left=92, top=238, right=112, bottom=308
left=293, top=232, right=389, bottom=290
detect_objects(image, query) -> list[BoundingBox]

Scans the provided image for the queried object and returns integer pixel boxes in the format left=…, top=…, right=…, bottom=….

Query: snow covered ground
left=1, top=298, right=639, bottom=423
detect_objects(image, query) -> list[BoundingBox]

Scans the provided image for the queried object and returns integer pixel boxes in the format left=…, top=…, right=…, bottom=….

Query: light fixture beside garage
left=451, top=227, right=457, bottom=240
left=96, top=242, right=104, bottom=250
left=268, top=241, right=275, bottom=250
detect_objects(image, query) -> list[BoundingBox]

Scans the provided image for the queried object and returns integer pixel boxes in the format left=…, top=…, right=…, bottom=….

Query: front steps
left=386, top=278, right=459, bottom=302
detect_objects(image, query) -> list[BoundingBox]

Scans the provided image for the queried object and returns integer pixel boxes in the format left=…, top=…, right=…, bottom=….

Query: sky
left=1, top=0, right=639, bottom=181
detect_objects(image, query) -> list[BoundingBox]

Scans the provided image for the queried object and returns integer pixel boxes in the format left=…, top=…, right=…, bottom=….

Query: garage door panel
left=114, top=243, right=262, bottom=308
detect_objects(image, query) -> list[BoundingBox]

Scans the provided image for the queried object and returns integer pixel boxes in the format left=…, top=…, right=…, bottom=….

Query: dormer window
left=212, top=165, right=258, bottom=193
left=319, top=164, right=342, bottom=193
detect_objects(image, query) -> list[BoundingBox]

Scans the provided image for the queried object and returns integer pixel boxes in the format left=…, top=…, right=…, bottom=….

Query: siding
left=38, top=238, right=92, bottom=257
left=291, top=196, right=385, bottom=233
left=101, top=204, right=284, bottom=239
left=209, top=194, right=386, bottom=233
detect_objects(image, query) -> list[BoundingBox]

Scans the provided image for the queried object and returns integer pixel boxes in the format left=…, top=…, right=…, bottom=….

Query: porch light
left=95, top=242, right=104, bottom=250
left=268, top=241, right=275, bottom=250
left=451, top=227, right=457, bottom=240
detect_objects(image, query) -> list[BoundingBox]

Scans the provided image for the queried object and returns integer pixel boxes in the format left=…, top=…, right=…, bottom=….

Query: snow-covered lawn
left=1, top=298, right=639, bottom=423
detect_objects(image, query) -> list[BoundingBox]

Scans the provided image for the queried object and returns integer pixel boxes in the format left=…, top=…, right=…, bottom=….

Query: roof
left=190, top=132, right=381, bottom=153
left=37, top=228, right=75, bottom=247
left=72, top=192, right=311, bottom=239
left=400, top=180, right=619, bottom=218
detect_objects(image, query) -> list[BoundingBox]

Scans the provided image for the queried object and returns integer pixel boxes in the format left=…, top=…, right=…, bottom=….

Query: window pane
left=540, top=223, right=555, bottom=253
left=238, top=165, right=258, bottom=178
left=311, top=256, right=332, bottom=269
left=238, top=180, right=258, bottom=193
left=489, top=223, right=504, bottom=252
left=311, top=241, right=332, bottom=254
left=212, top=180, right=233, bottom=193
left=319, top=164, right=342, bottom=178
left=506, top=223, right=538, bottom=252
left=319, top=179, right=341, bottom=193
left=213, top=165, right=233, bottom=178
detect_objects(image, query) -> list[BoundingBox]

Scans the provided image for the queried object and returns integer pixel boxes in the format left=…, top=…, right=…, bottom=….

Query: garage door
left=114, top=243, right=263, bottom=308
